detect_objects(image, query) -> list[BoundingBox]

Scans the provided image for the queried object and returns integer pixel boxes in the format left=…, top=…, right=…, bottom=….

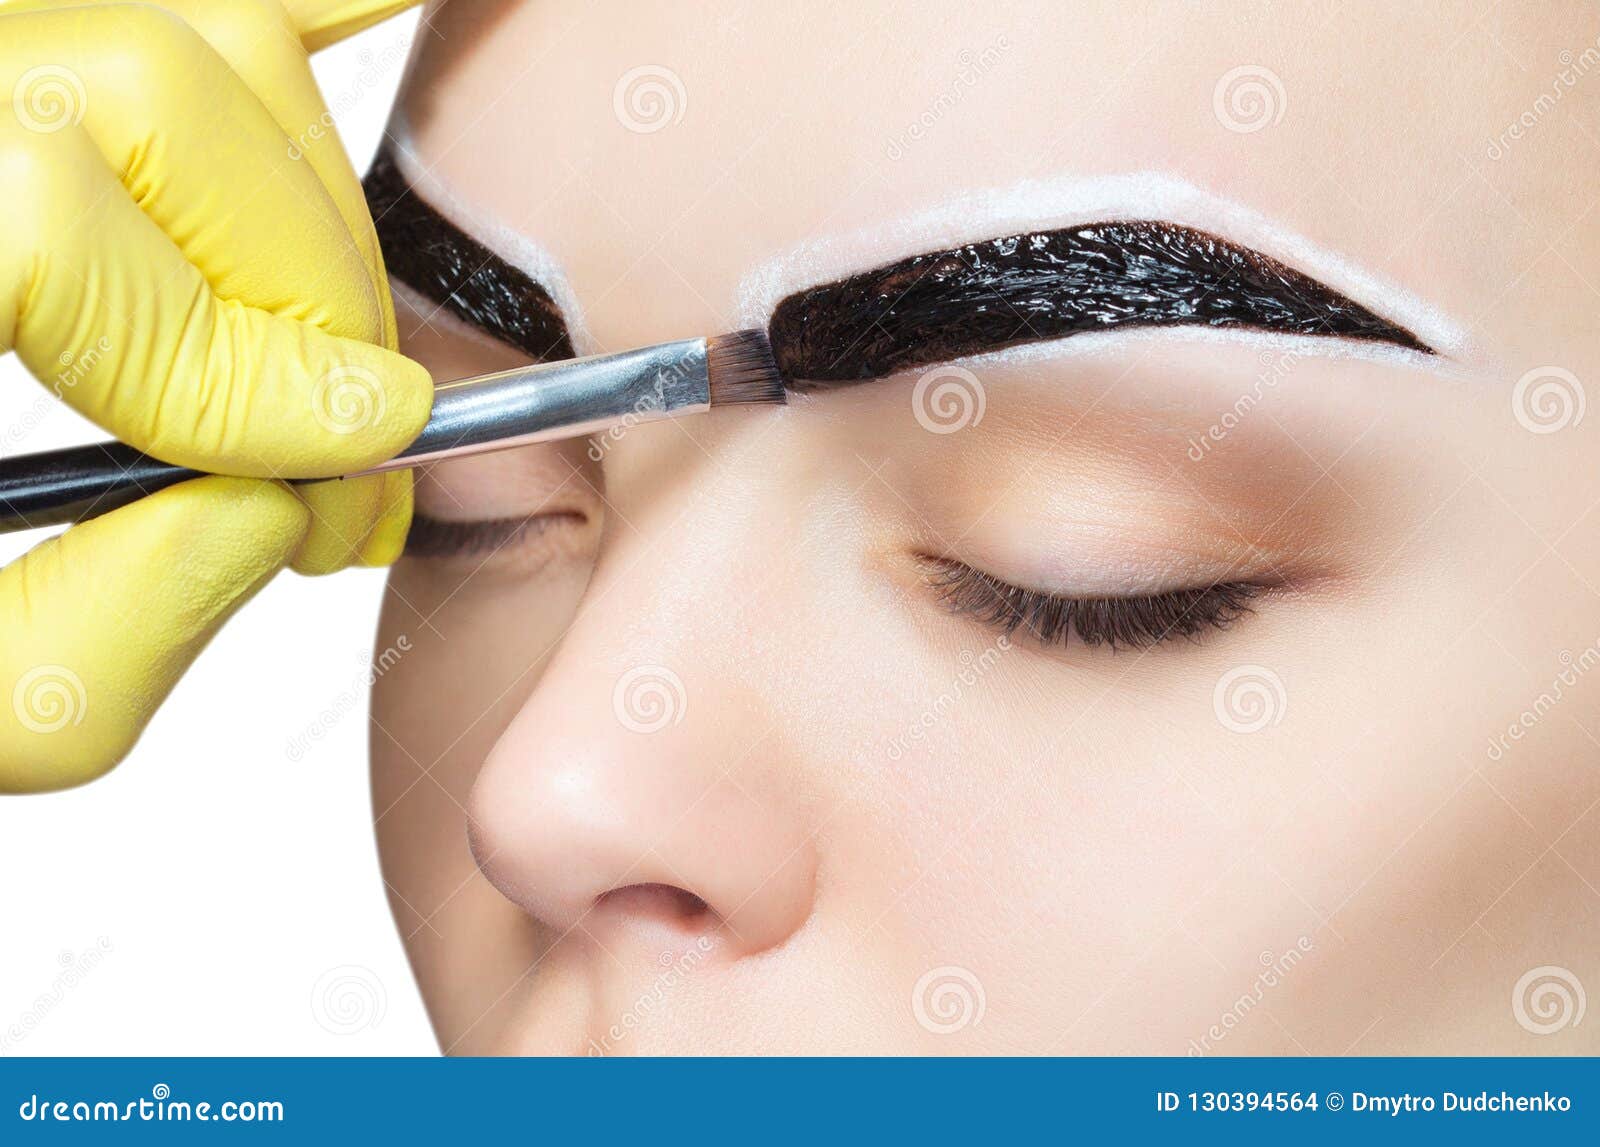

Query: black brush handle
left=0, top=341, right=725, bottom=536
left=0, top=441, right=203, bottom=534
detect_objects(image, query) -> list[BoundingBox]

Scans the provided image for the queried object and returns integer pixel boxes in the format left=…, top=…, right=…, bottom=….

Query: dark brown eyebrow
left=364, top=148, right=1430, bottom=392
left=363, top=147, right=574, bottom=362
left=767, top=221, right=1434, bottom=385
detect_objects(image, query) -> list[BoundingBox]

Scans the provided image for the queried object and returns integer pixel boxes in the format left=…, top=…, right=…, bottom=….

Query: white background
left=0, top=11, right=437, bottom=1055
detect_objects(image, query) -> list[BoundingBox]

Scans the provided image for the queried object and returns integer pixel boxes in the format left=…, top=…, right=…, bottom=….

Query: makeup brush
left=0, top=330, right=785, bottom=535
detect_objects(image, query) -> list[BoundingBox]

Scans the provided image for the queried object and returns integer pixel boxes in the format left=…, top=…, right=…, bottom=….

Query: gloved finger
left=0, top=122, right=431, bottom=477
left=290, top=468, right=412, bottom=574
left=179, top=0, right=425, bottom=562
left=0, top=0, right=407, bottom=343
left=1, top=4, right=386, bottom=343
left=1, top=2, right=423, bottom=573
left=280, top=0, right=420, bottom=52
left=186, top=0, right=401, bottom=348
left=0, top=476, right=309, bottom=793
left=295, top=472, right=377, bottom=574
left=359, top=469, right=414, bottom=567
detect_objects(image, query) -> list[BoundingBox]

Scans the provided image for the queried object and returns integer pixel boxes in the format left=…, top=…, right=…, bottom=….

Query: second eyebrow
left=768, top=221, right=1433, bottom=384
left=364, top=148, right=575, bottom=362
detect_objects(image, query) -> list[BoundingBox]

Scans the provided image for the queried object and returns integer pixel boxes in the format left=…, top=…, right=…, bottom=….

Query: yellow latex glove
left=0, top=0, right=429, bottom=792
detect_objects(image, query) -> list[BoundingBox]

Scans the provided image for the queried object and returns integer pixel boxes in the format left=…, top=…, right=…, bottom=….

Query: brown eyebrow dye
left=767, top=221, right=1431, bottom=383
left=364, top=148, right=575, bottom=362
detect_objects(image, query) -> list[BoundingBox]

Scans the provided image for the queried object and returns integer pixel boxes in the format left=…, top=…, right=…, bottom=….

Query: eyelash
left=404, top=518, right=1261, bottom=647
left=921, top=558, right=1263, bottom=650
left=404, top=512, right=570, bottom=558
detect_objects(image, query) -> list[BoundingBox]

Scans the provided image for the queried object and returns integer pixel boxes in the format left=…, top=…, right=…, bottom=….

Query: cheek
left=374, top=555, right=596, bottom=764
left=369, top=550, right=596, bottom=1039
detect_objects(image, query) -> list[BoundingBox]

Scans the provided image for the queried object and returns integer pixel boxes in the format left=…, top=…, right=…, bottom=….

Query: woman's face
left=369, top=1, right=1600, bottom=1054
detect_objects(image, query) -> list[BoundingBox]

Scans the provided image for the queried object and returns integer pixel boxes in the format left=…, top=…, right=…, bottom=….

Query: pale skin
left=369, top=0, right=1600, bottom=1054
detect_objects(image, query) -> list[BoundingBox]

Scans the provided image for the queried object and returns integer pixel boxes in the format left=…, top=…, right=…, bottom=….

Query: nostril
left=589, top=883, right=723, bottom=955
left=580, top=883, right=730, bottom=968
left=595, top=882, right=714, bottom=929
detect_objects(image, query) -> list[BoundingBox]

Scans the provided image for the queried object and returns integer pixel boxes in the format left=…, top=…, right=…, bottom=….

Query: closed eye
left=921, top=557, right=1267, bottom=649
left=405, top=510, right=587, bottom=559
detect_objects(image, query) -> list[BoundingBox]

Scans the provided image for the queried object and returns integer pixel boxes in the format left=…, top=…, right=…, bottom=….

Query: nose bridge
left=466, top=445, right=817, bottom=956
left=563, top=428, right=784, bottom=739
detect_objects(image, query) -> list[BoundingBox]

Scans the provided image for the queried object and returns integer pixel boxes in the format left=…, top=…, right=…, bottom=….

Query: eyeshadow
left=363, top=148, right=575, bottom=361
left=767, top=221, right=1432, bottom=383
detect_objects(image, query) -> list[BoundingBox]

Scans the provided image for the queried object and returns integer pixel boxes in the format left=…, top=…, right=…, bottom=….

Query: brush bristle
left=706, top=329, right=787, bottom=407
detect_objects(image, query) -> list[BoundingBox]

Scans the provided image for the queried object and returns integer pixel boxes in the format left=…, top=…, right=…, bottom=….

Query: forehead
left=397, top=1, right=1595, bottom=355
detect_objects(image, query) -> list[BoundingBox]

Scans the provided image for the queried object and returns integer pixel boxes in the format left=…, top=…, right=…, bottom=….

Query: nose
left=465, top=608, right=818, bottom=960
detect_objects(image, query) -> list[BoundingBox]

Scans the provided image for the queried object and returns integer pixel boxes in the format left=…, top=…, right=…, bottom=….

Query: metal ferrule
left=358, top=337, right=710, bottom=474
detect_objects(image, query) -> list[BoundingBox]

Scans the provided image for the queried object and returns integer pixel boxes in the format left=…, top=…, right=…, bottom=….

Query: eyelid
left=405, top=447, right=600, bottom=562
